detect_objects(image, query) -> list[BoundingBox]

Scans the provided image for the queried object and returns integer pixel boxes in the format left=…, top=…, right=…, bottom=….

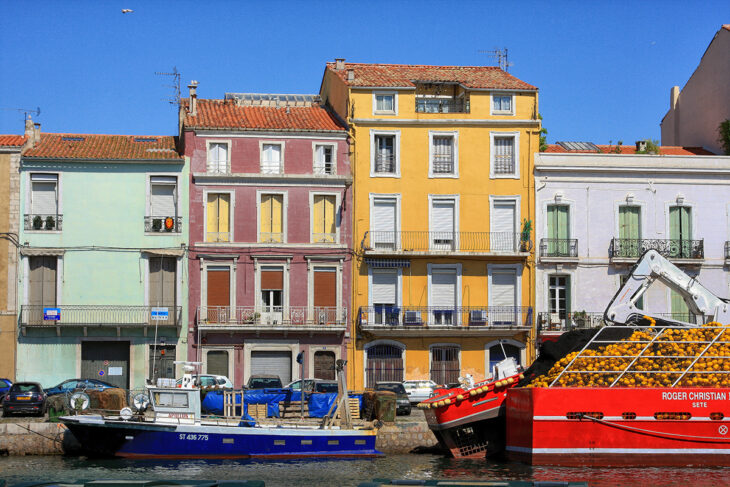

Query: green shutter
left=671, top=289, right=690, bottom=320
left=547, top=205, right=569, bottom=255
left=564, top=275, right=571, bottom=316
left=619, top=206, right=640, bottom=240
left=670, top=206, right=692, bottom=257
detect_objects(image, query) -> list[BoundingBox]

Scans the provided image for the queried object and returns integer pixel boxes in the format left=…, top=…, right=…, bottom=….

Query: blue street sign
left=151, top=307, right=169, bottom=321
left=99, top=370, right=105, bottom=376
left=44, top=308, right=61, bottom=321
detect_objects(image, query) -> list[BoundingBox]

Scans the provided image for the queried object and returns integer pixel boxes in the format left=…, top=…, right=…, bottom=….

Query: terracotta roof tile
left=183, top=99, right=346, bottom=132
left=325, top=62, right=537, bottom=90
left=24, top=133, right=182, bottom=160
left=543, top=144, right=715, bottom=155
left=0, top=135, right=27, bottom=147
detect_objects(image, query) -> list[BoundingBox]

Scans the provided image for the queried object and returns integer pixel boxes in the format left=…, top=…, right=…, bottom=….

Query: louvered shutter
left=372, top=199, right=396, bottom=248
left=619, top=206, right=640, bottom=240
left=150, top=177, right=177, bottom=217
left=31, top=174, right=58, bottom=215
left=372, top=270, right=397, bottom=305
left=271, top=194, right=283, bottom=241
left=432, top=201, right=454, bottom=233
left=491, top=270, right=516, bottom=307
left=208, top=143, right=227, bottom=173
left=206, top=194, right=219, bottom=241
left=262, top=145, right=281, bottom=174
left=314, top=269, right=336, bottom=307
left=431, top=269, right=456, bottom=308
left=492, top=201, right=516, bottom=251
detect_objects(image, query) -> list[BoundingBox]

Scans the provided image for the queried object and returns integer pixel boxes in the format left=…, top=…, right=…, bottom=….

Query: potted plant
left=32, top=215, right=43, bottom=230
left=45, top=215, right=55, bottom=230
left=152, top=219, right=162, bottom=231
left=520, top=218, right=532, bottom=252
left=573, top=310, right=588, bottom=329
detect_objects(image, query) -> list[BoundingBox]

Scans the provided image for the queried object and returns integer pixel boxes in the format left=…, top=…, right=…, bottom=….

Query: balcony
left=539, top=238, right=578, bottom=262
left=312, top=233, right=337, bottom=244
left=725, top=241, right=730, bottom=261
left=197, top=306, right=347, bottom=333
left=145, top=216, right=182, bottom=233
left=24, top=214, right=62, bottom=231
left=415, top=98, right=469, bottom=114
left=361, top=231, right=528, bottom=256
left=609, top=238, right=704, bottom=263
left=537, top=311, right=606, bottom=333
left=358, top=306, right=532, bottom=335
left=374, top=154, right=396, bottom=174
left=205, top=231, right=231, bottom=243
left=432, top=154, right=454, bottom=175
left=19, top=305, right=182, bottom=336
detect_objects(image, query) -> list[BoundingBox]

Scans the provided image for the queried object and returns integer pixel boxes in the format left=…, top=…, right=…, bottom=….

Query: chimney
left=636, top=140, right=647, bottom=152
left=188, top=80, right=199, bottom=116
left=670, top=86, right=680, bottom=110
left=24, top=116, right=34, bottom=141
left=334, top=58, right=345, bottom=71
left=346, top=68, right=355, bottom=82
left=33, top=123, right=41, bottom=145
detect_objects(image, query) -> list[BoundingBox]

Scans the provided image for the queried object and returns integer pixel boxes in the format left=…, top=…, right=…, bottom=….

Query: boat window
left=566, top=411, right=604, bottom=420
left=621, top=412, right=637, bottom=420
left=154, top=391, right=189, bottom=408
left=654, top=412, right=691, bottom=420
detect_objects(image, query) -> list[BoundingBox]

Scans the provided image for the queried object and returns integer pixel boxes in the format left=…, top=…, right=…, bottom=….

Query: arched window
left=365, top=342, right=404, bottom=387
left=430, top=345, right=460, bottom=385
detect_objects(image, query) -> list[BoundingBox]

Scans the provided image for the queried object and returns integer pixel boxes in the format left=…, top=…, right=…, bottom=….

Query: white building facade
left=534, top=151, right=730, bottom=334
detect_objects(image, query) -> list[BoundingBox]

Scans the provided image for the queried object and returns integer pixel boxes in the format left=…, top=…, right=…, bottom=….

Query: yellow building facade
left=320, top=61, right=540, bottom=389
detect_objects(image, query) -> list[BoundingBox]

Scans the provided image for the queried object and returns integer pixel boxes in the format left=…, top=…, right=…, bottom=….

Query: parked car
left=175, top=374, right=233, bottom=389
left=246, top=375, right=283, bottom=390
left=285, top=379, right=340, bottom=393
left=3, top=382, right=46, bottom=416
left=375, top=382, right=411, bottom=416
left=0, top=378, right=12, bottom=404
left=402, top=380, right=438, bottom=404
left=45, top=378, right=118, bottom=397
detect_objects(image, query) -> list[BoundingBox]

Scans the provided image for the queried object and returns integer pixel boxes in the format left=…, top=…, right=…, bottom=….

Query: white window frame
left=490, top=93, right=515, bottom=116
left=202, top=189, right=235, bottom=243
left=257, top=190, right=288, bottom=243
left=372, top=91, right=397, bottom=116
left=428, top=194, right=460, bottom=251
left=369, top=193, right=401, bottom=250
left=25, top=172, right=62, bottom=233
left=427, top=264, right=462, bottom=322
left=428, top=131, right=459, bottom=178
left=367, top=267, right=402, bottom=308
left=312, top=142, right=337, bottom=175
left=309, top=191, right=341, bottom=244
left=259, top=141, right=285, bottom=174
left=253, top=259, right=291, bottom=317
left=306, top=261, right=343, bottom=325
left=370, top=130, right=401, bottom=178
left=200, top=259, right=236, bottom=310
left=487, top=263, right=522, bottom=308
left=205, top=140, right=231, bottom=174
left=489, top=131, right=520, bottom=179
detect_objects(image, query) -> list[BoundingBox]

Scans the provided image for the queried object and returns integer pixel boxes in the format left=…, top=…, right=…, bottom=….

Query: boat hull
left=506, top=387, right=730, bottom=466
left=63, top=417, right=380, bottom=459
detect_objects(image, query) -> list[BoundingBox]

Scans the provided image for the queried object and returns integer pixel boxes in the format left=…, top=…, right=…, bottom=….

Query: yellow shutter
left=260, top=195, right=271, bottom=242
left=271, top=195, right=283, bottom=242
left=218, top=194, right=230, bottom=242
left=206, top=194, right=218, bottom=242
left=323, top=196, right=336, bottom=242
left=313, top=195, right=325, bottom=240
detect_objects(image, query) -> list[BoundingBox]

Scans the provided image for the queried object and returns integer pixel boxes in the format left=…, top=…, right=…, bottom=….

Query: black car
left=3, top=382, right=46, bottom=416
left=245, top=375, right=283, bottom=389
left=375, top=381, right=412, bottom=416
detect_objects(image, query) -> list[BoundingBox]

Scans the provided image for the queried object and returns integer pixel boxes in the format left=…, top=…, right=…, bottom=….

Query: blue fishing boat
left=61, top=362, right=381, bottom=459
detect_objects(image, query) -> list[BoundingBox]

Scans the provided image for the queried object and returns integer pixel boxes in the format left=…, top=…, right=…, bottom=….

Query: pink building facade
left=181, top=90, right=352, bottom=387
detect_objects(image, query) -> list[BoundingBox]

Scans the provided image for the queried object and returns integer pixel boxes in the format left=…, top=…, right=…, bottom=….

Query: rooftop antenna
left=155, top=67, right=181, bottom=107
left=478, top=48, right=513, bottom=72
left=2, top=106, right=41, bottom=121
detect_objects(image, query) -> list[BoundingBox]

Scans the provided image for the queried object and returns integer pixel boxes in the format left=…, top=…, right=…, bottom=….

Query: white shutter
left=372, top=199, right=396, bottom=247
left=208, top=143, right=227, bottom=173
left=314, top=145, right=325, bottom=173
left=432, top=201, right=454, bottom=233
left=431, top=269, right=456, bottom=308
left=492, top=201, right=516, bottom=251
left=31, top=179, right=58, bottom=215
left=491, top=270, right=516, bottom=307
left=372, top=269, right=397, bottom=304
left=150, top=183, right=176, bottom=217
left=262, top=144, right=281, bottom=173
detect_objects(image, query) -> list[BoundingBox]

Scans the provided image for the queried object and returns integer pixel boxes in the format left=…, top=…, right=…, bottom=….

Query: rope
left=580, top=413, right=730, bottom=443
left=13, top=423, right=64, bottom=444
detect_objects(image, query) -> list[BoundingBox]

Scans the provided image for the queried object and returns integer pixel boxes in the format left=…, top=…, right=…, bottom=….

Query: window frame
left=312, top=142, right=337, bottom=175
left=370, top=130, right=401, bottom=178
left=428, top=131, right=459, bottom=178
left=26, top=172, right=62, bottom=233
left=428, top=194, right=459, bottom=251
left=427, top=263, right=462, bottom=325
left=372, top=91, right=398, bottom=116
left=259, top=141, right=285, bottom=175
left=23, top=254, right=63, bottom=306
left=200, top=259, right=236, bottom=311
left=257, top=190, right=288, bottom=243
left=490, top=93, right=515, bottom=116
left=487, top=263, right=522, bottom=308
left=489, top=131, right=520, bottom=179
left=202, top=189, right=234, bottom=243
left=205, top=140, right=231, bottom=174
left=369, top=193, right=401, bottom=250
left=309, top=191, right=341, bottom=244
left=253, top=259, right=290, bottom=318
left=146, top=174, right=180, bottom=234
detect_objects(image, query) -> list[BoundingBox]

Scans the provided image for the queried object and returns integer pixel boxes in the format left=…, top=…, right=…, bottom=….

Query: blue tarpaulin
left=201, top=390, right=363, bottom=418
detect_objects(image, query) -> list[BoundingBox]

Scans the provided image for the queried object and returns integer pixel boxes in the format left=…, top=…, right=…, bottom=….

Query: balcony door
left=371, top=269, right=398, bottom=325
left=670, top=206, right=692, bottom=258
left=372, top=198, right=397, bottom=250
left=547, top=205, right=569, bottom=256
left=431, top=268, right=457, bottom=325
left=28, top=256, right=57, bottom=325
left=490, top=269, right=517, bottom=325
left=492, top=200, right=517, bottom=251
left=548, top=275, right=570, bottom=327
left=260, top=267, right=284, bottom=324
left=431, top=199, right=455, bottom=250
left=313, top=268, right=336, bottom=323
left=206, top=266, right=230, bottom=323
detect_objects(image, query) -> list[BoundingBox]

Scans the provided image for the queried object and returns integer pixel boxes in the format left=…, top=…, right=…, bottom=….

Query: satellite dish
left=132, top=393, right=150, bottom=412
left=69, top=392, right=90, bottom=411
left=120, top=407, right=134, bottom=420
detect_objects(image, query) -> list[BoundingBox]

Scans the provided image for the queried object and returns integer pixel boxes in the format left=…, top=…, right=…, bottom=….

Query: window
left=365, top=343, right=404, bottom=387
left=619, top=206, right=641, bottom=240
left=260, top=266, right=284, bottom=323
left=28, top=256, right=57, bottom=307
left=371, top=269, right=398, bottom=325
left=373, top=93, right=396, bottom=115
left=261, top=143, right=283, bottom=174
left=546, top=205, right=570, bottom=256
left=149, top=256, right=176, bottom=308
left=28, top=173, right=59, bottom=231
left=430, top=198, right=456, bottom=250
left=430, top=267, right=457, bottom=325
left=314, top=144, right=335, bottom=175
left=491, top=94, right=514, bottom=115
left=207, top=142, right=229, bottom=173
left=491, top=199, right=518, bottom=252
left=431, top=346, right=460, bottom=385
left=312, top=194, right=337, bottom=243
left=430, top=132, right=457, bottom=176
left=492, top=136, right=516, bottom=175
left=314, top=350, right=336, bottom=380
left=206, top=350, right=230, bottom=378
left=374, top=135, right=395, bottom=174
left=548, top=275, right=570, bottom=320
left=313, top=268, right=337, bottom=324
left=148, top=176, right=178, bottom=233
left=670, top=206, right=692, bottom=258
left=490, top=268, right=518, bottom=325
left=260, top=194, right=284, bottom=242
left=371, top=197, right=398, bottom=249
left=206, top=193, right=230, bottom=242
left=205, top=265, right=230, bottom=323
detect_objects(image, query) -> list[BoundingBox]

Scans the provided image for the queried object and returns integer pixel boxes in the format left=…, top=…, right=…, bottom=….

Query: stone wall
left=375, top=421, right=440, bottom=454
left=0, top=422, right=66, bottom=455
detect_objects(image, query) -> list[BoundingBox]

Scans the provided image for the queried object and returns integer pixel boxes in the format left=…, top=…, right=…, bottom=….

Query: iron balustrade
left=362, top=231, right=525, bottom=253
left=374, top=154, right=396, bottom=174
left=144, top=216, right=182, bottom=233
left=259, top=232, right=284, bottom=243
left=726, top=241, right=730, bottom=259
left=358, top=306, right=533, bottom=329
left=197, top=306, right=347, bottom=329
left=20, top=305, right=182, bottom=327
left=538, top=311, right=606, bottom=332
left=206, top=231, right=231, bottom=243
left=610, top=238, right=704, bottom=259
left=24, top=214, right=62, bottom=231
left=312, top=232, right=337, bottom=243
left=431, top=155, right=454, bottom=174
left=540, top=238, right=578, bottom=258
left=415, top=98, right=469, bottom=113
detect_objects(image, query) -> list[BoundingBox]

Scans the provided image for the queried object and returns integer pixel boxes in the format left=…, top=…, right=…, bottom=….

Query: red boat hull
left=506, top=387, right=730, bottom=466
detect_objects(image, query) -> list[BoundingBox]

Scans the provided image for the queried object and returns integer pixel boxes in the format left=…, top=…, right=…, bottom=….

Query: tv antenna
left=155, top=67, right=181, bottom=107
left=478, top=48, right=513, bottom=72
left=2, top=106, right=41, bottom=120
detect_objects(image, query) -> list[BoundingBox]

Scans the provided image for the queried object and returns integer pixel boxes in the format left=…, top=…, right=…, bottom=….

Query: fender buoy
left=69, top=392, right=90, bottom=411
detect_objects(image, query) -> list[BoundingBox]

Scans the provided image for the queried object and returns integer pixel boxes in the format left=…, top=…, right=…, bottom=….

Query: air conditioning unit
left=469, top=310, right=488, bottom=325
left=404, top=310, right=421, bottom=325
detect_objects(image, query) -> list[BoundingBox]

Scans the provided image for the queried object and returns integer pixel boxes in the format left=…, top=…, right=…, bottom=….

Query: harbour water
left=1, top=455, right=730, bottom=486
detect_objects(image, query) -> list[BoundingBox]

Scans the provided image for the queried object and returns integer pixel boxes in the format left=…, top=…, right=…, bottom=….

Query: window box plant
left=45, top=215, right=55, bottom=230
left=152, top=219, right=162, bottom=231
left=32, top=215, right=43, bottom=230
left=520, top=218, right=532, bottom=252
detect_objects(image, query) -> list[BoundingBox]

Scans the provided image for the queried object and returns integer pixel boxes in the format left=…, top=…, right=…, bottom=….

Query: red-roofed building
left=544, top=142, right=715, bottom=156
left=180, top=85, right=352, bottom=387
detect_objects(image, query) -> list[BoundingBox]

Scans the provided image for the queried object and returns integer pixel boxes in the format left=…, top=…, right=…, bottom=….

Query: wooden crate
left=247, top=403, right=268, bottom=419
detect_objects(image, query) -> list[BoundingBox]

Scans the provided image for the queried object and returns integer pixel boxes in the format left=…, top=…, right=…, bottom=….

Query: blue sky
left=0, top=1, right=726, bottom=145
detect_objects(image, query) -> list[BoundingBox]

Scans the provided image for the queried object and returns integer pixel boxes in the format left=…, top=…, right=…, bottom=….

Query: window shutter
left=314, top=269, right=336, bottom=307
left=491, top=270, right=516, bottom=307
left=161, top=257, right=176, bottom=307
left=149, top=257, right=161, bottom=305
left=431, top=269, right=456, bottom=308
left=492, top=202, right=516, bottom=251
left=372, top=199, right=396, bottom=247
left=372, top=269, right=397, bottom=304
left=557, top=206, right=568, bottom=239
left=323, top=196, right=336, bottom=236
left=271, top=194, right=283, bottom=240
left=313, top=195, right=324, bottom=235
left=619, top=206, right=640, bottom=240
left=206, top=194, right=219, bottom=241
left=207, top=194, right=229, bottom=242
left=261, top=269, right=283, bottom=290
left=432, top=201, right=454, bottom=233
left=206, top=268, right=230, bottom=307
left=260, top=195, right=272, bottom=238
left=150, top=183, right=176, bottom=217
left=208, top=143, right=227, bottom=173
left=218, top=194, right=230, bottom=240
left=31, top=181, right=58, bottom=215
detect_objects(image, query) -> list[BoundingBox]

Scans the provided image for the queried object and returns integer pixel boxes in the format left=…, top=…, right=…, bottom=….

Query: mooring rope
left=12, top=423, right=64, bottom=444
left=580, top=413, right=730, bottom=443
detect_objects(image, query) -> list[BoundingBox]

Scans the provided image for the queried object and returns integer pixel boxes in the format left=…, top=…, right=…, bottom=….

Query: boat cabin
left=149, top=387, right=201, bottom=424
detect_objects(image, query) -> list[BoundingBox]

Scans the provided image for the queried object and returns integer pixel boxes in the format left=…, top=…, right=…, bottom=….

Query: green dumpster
left=374, top=391, right=396, bottom=423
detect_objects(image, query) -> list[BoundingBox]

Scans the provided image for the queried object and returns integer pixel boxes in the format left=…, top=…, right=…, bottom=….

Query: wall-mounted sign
left=108, top=367, right=123, bottom=376
left=98, top=370, right=105, bottom=376
left=151, top=307, right=169, bottom=321
left=44, top=308, right=61, bottom=321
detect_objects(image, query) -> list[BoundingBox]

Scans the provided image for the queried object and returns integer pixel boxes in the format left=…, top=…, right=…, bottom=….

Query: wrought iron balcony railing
left=312, top=233, right=337, bottom=243
left=725, top=241, right=730, bottom=259
left=20, top=305, right=182, bottom=327
left=374, top=154, right=396, bottom=174
left=415, top=98, right=469, bottom=113
left=362, top=231, right=527, bottom=253
left=358, top=306, right=532, bottom=329
left=259, top=232, right=284, bottom=243
left=540, top=238, right=578, bottom=258
left=432, top=155, right=454, bottom=174
left=206, top=231, right=231, bottom=243
left=24, top=214, right=62, bottom=231
left=537, top=311, right=606, bottom=332
left=610, top=238, right=704, bottom=260
left=145, top=216, right=182, bottom=233
left=197, top=306, right=347, bottom=330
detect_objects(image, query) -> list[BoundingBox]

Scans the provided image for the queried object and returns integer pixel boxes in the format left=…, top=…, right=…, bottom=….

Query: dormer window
left=491, top=94, right=514, bottom=115
left=373, top=92, right=397, bottom=115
